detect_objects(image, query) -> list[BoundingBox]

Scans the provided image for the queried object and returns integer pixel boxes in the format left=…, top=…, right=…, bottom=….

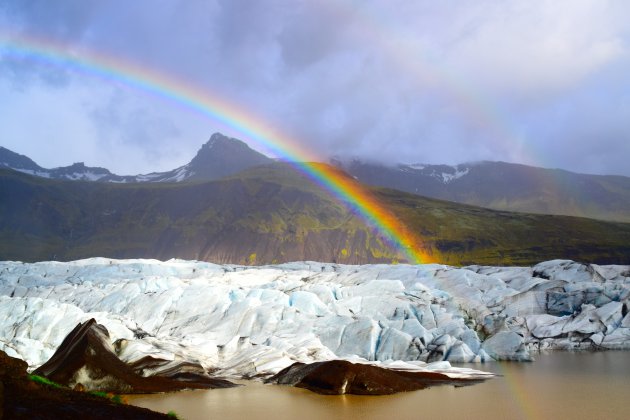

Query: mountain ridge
left=0, top=133, right=272, bottom=183
left=2, top=164, right=630, bottom=266
left=4, top=133, right=630, bottom=222
left=337, top=159, right=630, bottom=222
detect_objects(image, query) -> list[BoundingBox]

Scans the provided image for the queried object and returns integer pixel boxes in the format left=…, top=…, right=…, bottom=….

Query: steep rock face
left=0, top=349, right=168, bottom=419
left=33, top=319, right=235, bottom=393
left=184, top=133, right=272, bottom=181
left=132, top=133, right=272, bottom=183
left=266, top=360, right=489, bottom=395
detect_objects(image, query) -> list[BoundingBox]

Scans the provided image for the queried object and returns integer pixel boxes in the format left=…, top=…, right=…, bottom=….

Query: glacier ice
left=0, top=258, right=628, bottom=380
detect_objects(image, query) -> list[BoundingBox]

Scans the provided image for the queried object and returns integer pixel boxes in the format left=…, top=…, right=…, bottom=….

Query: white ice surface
left=1, top=258, right=628, bottom=379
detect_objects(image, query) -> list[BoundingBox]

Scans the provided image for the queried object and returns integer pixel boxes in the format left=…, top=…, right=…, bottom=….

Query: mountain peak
left=184, top=133, right=272, bottom=181
left=202, top=132, right=255, bottom=152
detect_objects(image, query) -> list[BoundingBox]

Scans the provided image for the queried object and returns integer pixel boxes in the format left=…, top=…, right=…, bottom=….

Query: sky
left=1, top=0, right=629, bottom=176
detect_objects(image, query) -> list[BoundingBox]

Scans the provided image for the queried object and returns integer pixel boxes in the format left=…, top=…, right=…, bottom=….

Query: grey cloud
left=0, top=0, right=99, bottom=41
left=1, top=0, right=630, bottom=176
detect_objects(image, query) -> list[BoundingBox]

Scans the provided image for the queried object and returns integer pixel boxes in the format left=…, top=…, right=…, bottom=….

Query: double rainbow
left=0, top=32, right=431, bottom=264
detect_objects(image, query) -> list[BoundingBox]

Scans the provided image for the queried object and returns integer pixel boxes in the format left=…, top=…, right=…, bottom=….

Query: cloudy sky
left=1, top=0, right=629, bottom=176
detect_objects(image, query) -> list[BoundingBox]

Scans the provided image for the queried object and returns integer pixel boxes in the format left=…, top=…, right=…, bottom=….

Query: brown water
left=128, top=352, right=630, bottom=420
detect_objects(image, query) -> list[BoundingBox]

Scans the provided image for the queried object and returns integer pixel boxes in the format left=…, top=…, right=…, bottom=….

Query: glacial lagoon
left=129, top=351, right=630, bottom=420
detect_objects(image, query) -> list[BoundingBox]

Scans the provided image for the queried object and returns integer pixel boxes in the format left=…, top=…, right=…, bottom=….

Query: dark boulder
left=266, top=359, right=487, bottom=395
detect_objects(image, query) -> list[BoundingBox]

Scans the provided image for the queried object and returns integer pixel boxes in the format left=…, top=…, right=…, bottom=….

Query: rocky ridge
left=1, top=133, right=271, bottom=183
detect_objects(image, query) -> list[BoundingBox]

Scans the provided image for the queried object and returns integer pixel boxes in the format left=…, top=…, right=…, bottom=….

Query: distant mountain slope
left=0, top=146, right=53, bottom=178
left=1, top=165, right=629, bottom=265
left=0, top=165, right=398, bottom=264
left=376, top=187, right=630, bottom=266
left=5, top=135, right=630, bottom=223
left=0, top=133, right=272, bottom=183
left=0, top=145, right=121, bottom=181
left=339, top=160, right=630, bottom=222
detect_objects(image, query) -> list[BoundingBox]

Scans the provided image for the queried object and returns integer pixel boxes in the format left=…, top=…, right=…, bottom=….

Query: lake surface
left=128, top=351, right=630, bottom=420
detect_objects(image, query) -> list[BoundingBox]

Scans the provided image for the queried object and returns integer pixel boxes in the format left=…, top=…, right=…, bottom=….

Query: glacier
left=0, top=258, right=628, bottom=380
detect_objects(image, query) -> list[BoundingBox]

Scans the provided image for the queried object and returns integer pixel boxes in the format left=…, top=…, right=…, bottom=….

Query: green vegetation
left=89, top=391, right=126, bottom=404
left=378, top=187, right=630, bottom=265
left=27, top=374, right=127, bottom=405
left=2, top=165, right=630, bottom=266
left=28, top=374, right=62, bottom=389
left=167, top=411, right=181, bottom=419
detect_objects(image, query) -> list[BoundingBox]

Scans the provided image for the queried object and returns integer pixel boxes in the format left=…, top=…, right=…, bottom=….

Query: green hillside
left=0, top=167, right=397, bottom=264
left=378, top=188, right=630, bottom=265
left=1, top=165, right=629, bottom=266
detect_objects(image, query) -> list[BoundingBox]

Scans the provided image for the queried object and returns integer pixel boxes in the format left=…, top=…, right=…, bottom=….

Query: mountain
left=337, top=160, right=630, bottom=222
left=132, top=133, right=273, bottom=182
left=0, top=145, right=53, bottom=177
left=1, top=163, right=630, bottom=265
left=0, top=145, right=122, bottom=181
left=7, top=137, right=630, bottom=223
left=0, top=164, right=400, bottom=264
left=1, top=133, right=272, bottom=183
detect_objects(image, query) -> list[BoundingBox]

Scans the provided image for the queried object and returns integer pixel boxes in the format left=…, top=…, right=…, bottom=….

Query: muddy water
left=128, top=352, right=630, bottom=420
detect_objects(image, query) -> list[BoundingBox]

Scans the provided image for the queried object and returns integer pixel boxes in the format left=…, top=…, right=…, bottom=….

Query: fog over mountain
left=1, top=1, right=630, bottom=176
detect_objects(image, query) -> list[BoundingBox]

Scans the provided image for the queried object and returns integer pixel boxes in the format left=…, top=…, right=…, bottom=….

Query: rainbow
left=0, top=31, right=431, bottom=264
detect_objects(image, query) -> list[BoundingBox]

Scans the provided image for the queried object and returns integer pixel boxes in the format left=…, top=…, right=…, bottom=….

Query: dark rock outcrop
left=33, top=319, right=235, bottom=393
left=266, top=360, right=487, bottom=395
left=0, top=349, right=168, bottom=419
left=183, top=132, right=272, bottom=181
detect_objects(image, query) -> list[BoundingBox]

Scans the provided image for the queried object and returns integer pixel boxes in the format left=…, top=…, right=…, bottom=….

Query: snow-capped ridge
left=0, top=132, right=270, bottom=183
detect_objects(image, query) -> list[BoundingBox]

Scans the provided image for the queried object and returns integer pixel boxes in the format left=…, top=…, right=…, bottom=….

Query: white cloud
left=439, top=0, right=627, bottom=95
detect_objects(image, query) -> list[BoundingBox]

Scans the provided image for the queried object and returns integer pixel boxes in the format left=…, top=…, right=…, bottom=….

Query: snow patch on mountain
left=408, top=163, right=426, bottom=170
left=63, top=171, right=110, bottom=181
left=441, top=167, right=470, bottom=183
left=399, top=164, right=471, bottom=184
left=159, top=166, right=192, bottom=182
left=12, top=168, right=52, bottom=179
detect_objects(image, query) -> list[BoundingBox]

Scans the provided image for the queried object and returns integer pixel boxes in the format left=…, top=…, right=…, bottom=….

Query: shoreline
left=126, top=351, right=630, bottom=420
